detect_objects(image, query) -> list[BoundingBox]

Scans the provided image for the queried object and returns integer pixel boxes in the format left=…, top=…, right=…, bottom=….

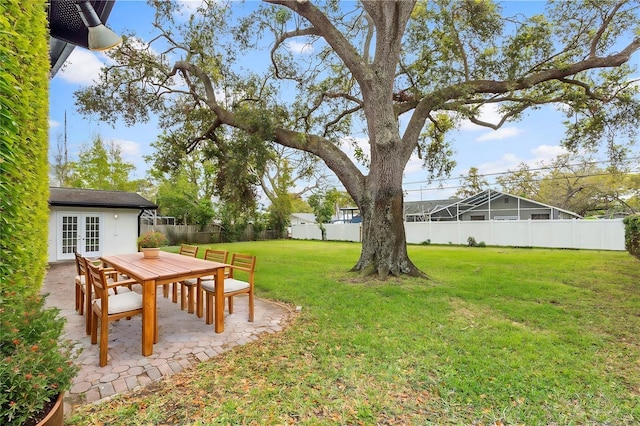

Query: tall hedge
left=0, top=0, right=50, bottom=298
left=623, top=214, right=640, bottom=260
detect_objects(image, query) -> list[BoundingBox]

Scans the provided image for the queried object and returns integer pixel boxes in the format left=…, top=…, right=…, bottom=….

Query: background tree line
left=51, top=134, right=356, bottom=240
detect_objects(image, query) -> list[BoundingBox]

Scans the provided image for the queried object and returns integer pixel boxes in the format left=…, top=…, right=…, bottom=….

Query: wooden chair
left=184, top=249, right=228, bottom=317
left=76, top=253, right=132, bottom=335
left=163, top=244, right=199, bottom=303
left=86, top=259, right=147, bottom=367
left=201, top=253, right=256, bottom=325
left=74, top=252, right=88, bottom=314
left=75, top=252, right=112, bottom=313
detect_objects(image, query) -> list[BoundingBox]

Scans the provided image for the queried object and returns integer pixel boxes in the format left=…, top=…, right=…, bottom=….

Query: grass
left=67, top=240, right=640, bottom=425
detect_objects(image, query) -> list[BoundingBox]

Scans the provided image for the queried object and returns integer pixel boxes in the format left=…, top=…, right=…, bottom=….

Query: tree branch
left=590, top=1, right=626, bottom=58
left=264, top=0, right=371, bottom=85
left=402, top=37, right=640, bottom=147
left=271, top=26, right=320, bottom=80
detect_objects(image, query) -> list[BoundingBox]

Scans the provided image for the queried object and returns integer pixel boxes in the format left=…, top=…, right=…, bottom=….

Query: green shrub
left=0, top=1, right=78, bottom=423
left=0, top=292, right=79, bottom=425
left=137, top=230, right=169, bottom=248
left=467, top=236, right=478, bottom=247
left=623, top=214, right=640, bottom=260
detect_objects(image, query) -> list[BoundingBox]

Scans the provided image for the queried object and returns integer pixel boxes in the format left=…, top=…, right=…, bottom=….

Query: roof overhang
left=48, top=0, right=118, bottom=77
left=49, top=187, right=158, bottom=210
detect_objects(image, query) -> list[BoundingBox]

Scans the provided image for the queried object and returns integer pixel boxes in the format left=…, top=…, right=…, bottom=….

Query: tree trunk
left=351, top=150, right=425, bottom=279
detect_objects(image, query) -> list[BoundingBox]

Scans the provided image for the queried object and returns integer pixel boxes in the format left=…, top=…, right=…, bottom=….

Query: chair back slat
left=179, top=244, right=199, bottom=258
left=228, top=253, right=256, bottom=278
left=75, top=252, right=85, bottom=276
left=203, top=249, right=228, bottom=264
left=85, top=258, right=107, bottom=300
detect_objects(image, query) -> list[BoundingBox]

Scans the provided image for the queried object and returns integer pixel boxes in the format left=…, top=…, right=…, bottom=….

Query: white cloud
left=530, top=144, right=567, bottom=162
left=477, top=144, right=568, bottom=176
left=57, top=48, right=106, bottom=85
left=475, top=127, right=522, bottom=142
left=112, top=138, right=142, bottom=159
left=477, top=153, right=522, bottom=175
left=49, top=119, right=61, bottom=129
left=286, top=41, right=314, bottom=54
left=176, top=0, right=205, bottom=19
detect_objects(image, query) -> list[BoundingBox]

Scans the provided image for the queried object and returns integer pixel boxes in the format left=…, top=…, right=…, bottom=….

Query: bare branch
left=271, top=26, right=320, bottom=80
left=590, top=1, right=626, bottom=58
left=265, top=0, right=371, bottom=84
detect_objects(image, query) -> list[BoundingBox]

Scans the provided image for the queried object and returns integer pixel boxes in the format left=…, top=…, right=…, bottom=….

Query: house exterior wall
left=290, top=214, right=317, bottom=225
left=428, top=194, right=578, bottom=221
left=48, top=207, right=140, bottom=262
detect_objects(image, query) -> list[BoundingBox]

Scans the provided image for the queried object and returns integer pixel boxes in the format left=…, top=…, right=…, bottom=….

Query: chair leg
left=77, top=284, right=85, bottom=315
left=75, top=284, right=81, bottom=312
left=99, top=317, right=108, bottom=367
left=205, top=292, right=214, bottom=325
left=85, top=297, right=93, bottom=336
left=78, top=289, right=84, bottom=315
left=163, top=283, right=169, bottom=298
left=172, top=283, right=178, bottom=303
left=228, top=296, right=234, bottom=314
left=91, top=312, right=98, bottom=345
left=249, top=292, right=254, bottom=322
left=153, top=310, right=158, bottom=344
left=187, top=285, right=195, bottom=314
left=196, top=284, right=203, bottom=318
left=180, top=284, right=187, bottom=310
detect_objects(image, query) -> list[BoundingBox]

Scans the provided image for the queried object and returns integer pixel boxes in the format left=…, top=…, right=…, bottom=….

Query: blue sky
left=49, top=0, right=639, bottom=203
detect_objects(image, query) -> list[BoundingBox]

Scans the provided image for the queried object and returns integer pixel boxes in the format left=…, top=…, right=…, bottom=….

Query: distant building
left=404, top=189, right=581, bottom=222
left=290, top=213, right=317, bottom=225
left=48, top=187, right=157, bottom=262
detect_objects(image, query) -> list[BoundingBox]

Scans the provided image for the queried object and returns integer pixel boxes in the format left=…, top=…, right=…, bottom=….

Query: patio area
left=42, top=261, right=295, bottom=416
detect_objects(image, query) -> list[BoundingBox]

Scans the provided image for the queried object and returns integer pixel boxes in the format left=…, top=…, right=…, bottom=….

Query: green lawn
left=68, top=240, right=640, bottom=425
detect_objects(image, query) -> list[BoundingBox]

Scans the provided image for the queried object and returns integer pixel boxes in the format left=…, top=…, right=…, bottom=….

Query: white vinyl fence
left=291, top=219, right=626, bottom=251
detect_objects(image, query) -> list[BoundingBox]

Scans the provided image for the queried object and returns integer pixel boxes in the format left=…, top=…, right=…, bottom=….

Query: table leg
left=214, top=267, right=224, bottom=333
left=142, top=279, right=156, bottom=356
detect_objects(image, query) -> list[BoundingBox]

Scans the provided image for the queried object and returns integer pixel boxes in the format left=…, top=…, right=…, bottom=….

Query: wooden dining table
left=100, top=251, right=229, bottom=356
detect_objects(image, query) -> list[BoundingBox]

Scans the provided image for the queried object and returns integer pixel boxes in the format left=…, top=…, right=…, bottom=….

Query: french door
left=57, top=213, right=102, bottom=260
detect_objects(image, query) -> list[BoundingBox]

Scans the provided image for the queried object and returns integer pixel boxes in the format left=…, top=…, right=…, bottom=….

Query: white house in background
left=48, top=187, right=157, bottom=262
left=404, top=189, right=582, bottom=222
left=290, top=213, right=317, bottom=225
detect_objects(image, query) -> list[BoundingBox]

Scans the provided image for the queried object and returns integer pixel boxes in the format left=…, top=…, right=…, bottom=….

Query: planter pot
left=142, top=247, right=160, bottom=259
left=34, top=392, right=64, bottom=426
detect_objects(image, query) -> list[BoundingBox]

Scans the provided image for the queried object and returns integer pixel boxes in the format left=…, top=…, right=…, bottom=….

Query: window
left=470, top=215, right=485, bottom=221
left=531, top=213, right=550, bottom=220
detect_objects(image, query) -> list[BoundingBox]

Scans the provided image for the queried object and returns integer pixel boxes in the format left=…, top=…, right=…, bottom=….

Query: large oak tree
left=77, top=0, right=640, bottom=278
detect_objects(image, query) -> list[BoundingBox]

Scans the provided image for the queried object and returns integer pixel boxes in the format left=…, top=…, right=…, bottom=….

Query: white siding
left=48, top=207, right=141, bottom=262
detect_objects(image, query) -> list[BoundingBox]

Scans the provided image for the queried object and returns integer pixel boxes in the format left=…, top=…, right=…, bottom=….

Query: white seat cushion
left=201, top=278, right=249, bottom=293
left=94, top=292, right=143, bottom=314
left=200, top=279, right=215, bottom=292
left=182, top=277, right=200, bottom=286
left=224, top=278, right=250, bottom=293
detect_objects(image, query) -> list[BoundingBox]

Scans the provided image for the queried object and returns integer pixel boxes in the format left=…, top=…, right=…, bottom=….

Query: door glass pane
left=61, top=216, right=78, bottom=254
left=84, top=216, right=101, bottom=252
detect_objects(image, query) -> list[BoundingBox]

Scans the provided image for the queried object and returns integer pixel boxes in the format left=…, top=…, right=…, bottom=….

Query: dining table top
left=101, top=251, right=228, bottom=285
